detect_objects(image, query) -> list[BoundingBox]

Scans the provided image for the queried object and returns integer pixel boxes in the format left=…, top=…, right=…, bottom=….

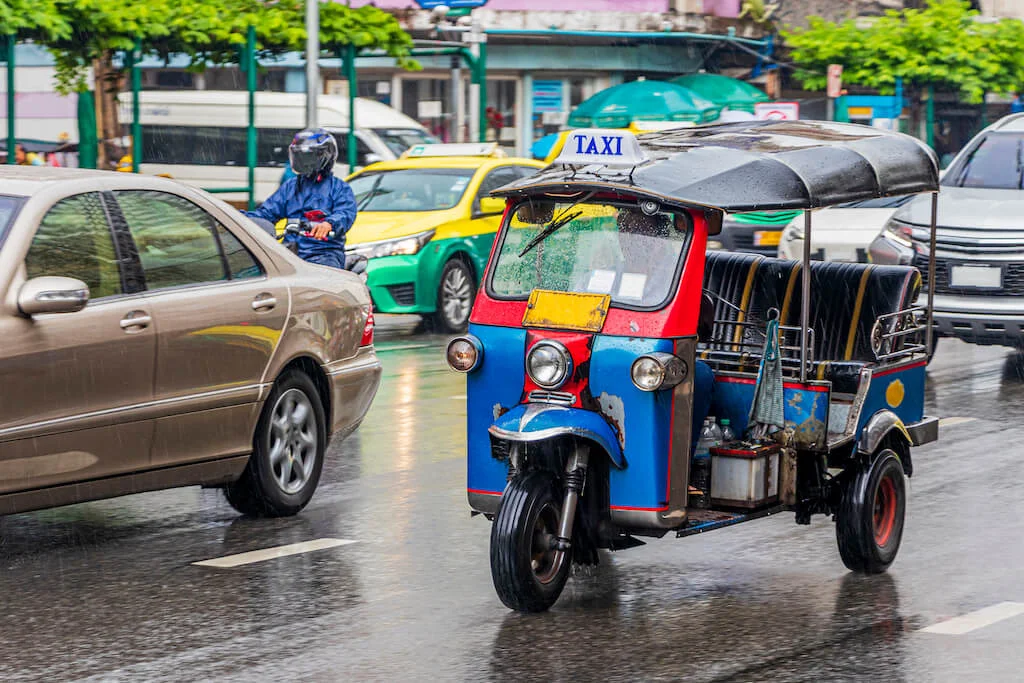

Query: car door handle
left=252, top=294, right=277, bottom=312
left=120, top=311, right=152, bottom=331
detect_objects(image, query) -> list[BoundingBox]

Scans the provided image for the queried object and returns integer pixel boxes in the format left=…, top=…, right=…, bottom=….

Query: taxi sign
left=403, top=142, right=504, bottom=159
left=553, top=129, right=648, bottom=168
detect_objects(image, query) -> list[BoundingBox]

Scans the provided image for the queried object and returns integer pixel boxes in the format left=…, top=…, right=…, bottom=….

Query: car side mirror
left=476, top=196, right=506, bottom=217
left=18, top=276, right=90, bottom=316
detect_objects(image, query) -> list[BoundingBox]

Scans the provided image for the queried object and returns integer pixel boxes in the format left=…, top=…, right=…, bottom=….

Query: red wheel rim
left=873, top=475, right=898, bottom=547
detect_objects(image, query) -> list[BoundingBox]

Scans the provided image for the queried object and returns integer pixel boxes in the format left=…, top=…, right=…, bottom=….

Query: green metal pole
left=345, top=43, right=357, bottom=174
left=6, top=35, right=15, bottom=164
left=477, top=40, right=487, bottom=143
left=246, top=25, right=257, bottom=210
left=131, top=36, right=142, bottom=174
left=926, top=84, right=935, bottom=149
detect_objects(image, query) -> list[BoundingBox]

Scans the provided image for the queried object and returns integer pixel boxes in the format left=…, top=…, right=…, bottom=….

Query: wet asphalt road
left=3, top=319, right=1024, bottom=682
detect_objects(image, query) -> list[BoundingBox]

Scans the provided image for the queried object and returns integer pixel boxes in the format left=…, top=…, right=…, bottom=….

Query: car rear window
left=943, top=133, right=1024, bottom=190
left=0, top=195, right=25, bottom=248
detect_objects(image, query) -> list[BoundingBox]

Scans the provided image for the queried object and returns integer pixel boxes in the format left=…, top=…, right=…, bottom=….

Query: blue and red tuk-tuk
left=445, top=121, right=941, bottom=612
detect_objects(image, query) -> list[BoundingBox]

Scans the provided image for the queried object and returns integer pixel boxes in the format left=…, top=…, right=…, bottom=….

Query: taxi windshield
left=489, top=200, right=691, bottom=309
left=349, top=168, right=474, bottom=212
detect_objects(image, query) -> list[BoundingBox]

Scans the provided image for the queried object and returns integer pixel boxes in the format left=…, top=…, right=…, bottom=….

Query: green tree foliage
left=783, top=0, right=1024, bottom=104
left=0, top=0, right=69, bottom=40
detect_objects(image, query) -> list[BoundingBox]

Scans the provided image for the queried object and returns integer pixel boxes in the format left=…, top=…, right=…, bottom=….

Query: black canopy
left=494, top=120, right=939, bottom=212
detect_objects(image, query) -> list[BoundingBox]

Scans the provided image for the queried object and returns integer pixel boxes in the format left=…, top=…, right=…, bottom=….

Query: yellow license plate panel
left=754, top=230, right=782, bottom=247
left=522, top=290, right=611, bottom=332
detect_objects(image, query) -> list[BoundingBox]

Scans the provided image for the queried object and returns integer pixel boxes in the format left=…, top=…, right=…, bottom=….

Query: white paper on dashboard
left=586, top=269, right=616, bottom=294
left=618, top=273, right=647, bottom=300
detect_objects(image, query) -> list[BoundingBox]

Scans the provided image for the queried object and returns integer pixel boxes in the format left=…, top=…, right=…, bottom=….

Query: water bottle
left=719, top=418, right=736, bottom=444
left=708, top=417, right=724, bottom=446
left=690, top=418, right=715, bottom=508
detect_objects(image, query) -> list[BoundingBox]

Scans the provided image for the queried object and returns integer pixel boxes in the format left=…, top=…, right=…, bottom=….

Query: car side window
left=114, top=190, right=231, bottom=290
left=474, top=166, right=523, bottom=212
left=24, top=192, right=123, bottom=299
left=217, top=225, right=264, bottom=280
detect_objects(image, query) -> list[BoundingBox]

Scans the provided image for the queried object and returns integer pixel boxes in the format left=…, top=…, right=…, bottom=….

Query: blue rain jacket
left=245, top=175, right=357, bottom=266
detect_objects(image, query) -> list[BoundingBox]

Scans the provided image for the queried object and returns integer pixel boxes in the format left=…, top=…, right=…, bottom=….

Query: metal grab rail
left=699, top=320, right=815, bottom=378
left=871, top=305, right=928, bottom=362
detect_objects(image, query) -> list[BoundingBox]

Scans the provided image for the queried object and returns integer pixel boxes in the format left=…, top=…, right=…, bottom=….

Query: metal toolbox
left=710, top=442, right=780, bottom=509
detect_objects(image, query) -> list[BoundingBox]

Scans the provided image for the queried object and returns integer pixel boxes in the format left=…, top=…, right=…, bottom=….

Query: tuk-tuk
left=446, top=121, right=941, bottom=612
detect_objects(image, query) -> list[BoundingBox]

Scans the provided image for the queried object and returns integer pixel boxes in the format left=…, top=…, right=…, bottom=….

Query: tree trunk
left=92, top=51, right=123, bottom=170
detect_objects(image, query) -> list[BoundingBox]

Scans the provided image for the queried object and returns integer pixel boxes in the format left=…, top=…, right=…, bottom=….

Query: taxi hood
left=346, top=210, right=458, bottom=245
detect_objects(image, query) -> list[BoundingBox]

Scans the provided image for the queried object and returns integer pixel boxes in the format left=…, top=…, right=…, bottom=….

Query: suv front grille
left=917, top=255, right=1024, bottom=296
left=386, top=283, right=416, bottom=306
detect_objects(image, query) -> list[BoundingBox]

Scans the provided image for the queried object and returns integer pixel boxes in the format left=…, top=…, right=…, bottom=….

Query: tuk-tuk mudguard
left=488, top=404, right=625, bottom=468
left=858, top=410, right=913, bottom=475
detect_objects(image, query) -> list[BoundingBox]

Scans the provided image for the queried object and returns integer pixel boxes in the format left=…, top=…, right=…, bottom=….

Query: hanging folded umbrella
left=567, top=80, right=722, bottom=129
left=671, top=73, right=769, bottom=114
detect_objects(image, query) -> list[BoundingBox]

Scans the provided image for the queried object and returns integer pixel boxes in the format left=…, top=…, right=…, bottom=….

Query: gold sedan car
left=0, top=167, right=381, bottom=517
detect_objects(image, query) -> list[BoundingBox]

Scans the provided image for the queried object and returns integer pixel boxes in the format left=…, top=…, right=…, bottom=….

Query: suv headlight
left=881, top=218, right=914, bottom=246
left=526, top=340, right=572, bottom=389
left=784, top=223, right=804, bottom=242
left=347, top=229, right=436, bottom=259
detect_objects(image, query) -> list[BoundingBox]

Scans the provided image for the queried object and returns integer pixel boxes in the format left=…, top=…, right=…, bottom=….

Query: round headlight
left=446, top=336, right=482, bottom=373
left=631, top=353, right=688, bottom=391
left=526, top=340, right=572, bottom=389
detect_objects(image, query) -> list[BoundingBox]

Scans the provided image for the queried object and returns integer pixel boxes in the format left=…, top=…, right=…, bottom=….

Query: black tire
left=836, top=449, right=907, bottom=574
left=490, top=470, right=571, bottom=613
left=431, top=258, right=476, bottom=333
left=224, top=370, right=327, bottom=517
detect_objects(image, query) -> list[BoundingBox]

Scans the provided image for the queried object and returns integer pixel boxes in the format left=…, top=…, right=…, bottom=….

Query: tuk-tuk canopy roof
left=493, top=120, right=939, bottom=213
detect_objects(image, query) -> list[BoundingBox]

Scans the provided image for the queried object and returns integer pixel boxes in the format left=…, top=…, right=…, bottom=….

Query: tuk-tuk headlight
left=631, top=353, right=688, bottom=391
left=446, top=336, right=482, bottom=373
left=526, top=340, right=572, bottom=389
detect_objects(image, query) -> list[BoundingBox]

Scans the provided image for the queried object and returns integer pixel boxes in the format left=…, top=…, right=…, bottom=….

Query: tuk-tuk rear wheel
left=490, top=470, right=571, bottom=613
left=836, top=449, right=906, bottom=574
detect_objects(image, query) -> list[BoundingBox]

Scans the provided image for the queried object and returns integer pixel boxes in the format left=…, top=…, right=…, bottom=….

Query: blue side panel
left=589, top=336, right=674, bottom=511
left=857, top=363, right=927, bottom=434
left=466, top=323, right=527, bottom=494
left=711, top=380, right=755, bottom=435
left=712, top=379, right=829, bottom=447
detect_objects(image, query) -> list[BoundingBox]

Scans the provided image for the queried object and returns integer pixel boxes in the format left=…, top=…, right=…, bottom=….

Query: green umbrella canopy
left=671, top=73, right=769, bottom=114
left=567, top=80, right=722, bottom=129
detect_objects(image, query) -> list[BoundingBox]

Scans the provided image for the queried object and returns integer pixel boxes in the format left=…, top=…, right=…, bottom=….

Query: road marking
left=192, top=538, right=357, bottom=568
left=376, top=343, right=434, bottom=353
left=940, top=417, right=977, bottom=427
left=920, top=602, right=1024, bottom=635
left=450, top=394, right=466, bottom=400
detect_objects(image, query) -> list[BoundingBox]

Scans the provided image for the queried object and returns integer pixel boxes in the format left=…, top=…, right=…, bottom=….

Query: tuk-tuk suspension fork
left=552, top=444, right=590, bottom=566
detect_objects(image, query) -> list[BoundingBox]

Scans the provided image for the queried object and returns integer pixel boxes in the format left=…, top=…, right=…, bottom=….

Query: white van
left=118, top=90, right=437, bottom=201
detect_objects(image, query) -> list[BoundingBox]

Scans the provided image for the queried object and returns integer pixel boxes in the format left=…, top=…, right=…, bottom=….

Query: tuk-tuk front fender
left=488, top=403, right=625, bottom=469
left=858, top=410, right=912, bottom=476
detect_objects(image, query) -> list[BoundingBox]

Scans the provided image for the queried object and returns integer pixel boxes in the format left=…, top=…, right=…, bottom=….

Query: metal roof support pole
left=342, top=43, right=358, bottom=174
left=5, top=34, right=14, bottom=165
left=131, top=36, right=142, bottom=174
left=926, top=191, right=938, bottom=357
left=245, top=25, right=257, bottom=211
left=800, top=210, right=812, bottom=383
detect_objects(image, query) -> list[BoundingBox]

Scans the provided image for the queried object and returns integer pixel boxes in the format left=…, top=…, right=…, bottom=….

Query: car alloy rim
left=873, top=474, right=898, bottom=547
left=269, top=388, right=318, bottom=495
left=442, top=265, right=473, bottom=326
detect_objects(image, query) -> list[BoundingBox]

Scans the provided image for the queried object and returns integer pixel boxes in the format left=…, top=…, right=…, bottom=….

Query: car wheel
left=224, top=370, right=326, bottom=517
left=835, top=449, right=907, bottom=574
left=431, top=258, right=476, bottom=333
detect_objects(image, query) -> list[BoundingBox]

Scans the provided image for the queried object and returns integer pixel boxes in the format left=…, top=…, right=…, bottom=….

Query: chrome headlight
left=881, top=218, right=913, bottom=246
left=784, top=223, right=804, bottom=242
left=526, top=340, right=572, bottom=389
left=347, top=229, right=436, bottom=259
left=631, top=353, right=688, bottom=391
left=446, top=335, right=482, bottom=373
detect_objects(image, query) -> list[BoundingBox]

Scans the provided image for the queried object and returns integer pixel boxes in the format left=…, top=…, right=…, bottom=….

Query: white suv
left=870, top=113, right=1024, bottom=349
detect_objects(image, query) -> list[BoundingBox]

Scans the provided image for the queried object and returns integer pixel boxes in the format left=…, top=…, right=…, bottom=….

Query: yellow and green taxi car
left=345, top=144, right=543, bottom=332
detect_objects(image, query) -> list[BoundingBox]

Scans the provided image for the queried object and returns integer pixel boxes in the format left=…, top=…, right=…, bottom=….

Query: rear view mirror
left=477, top=197, right=506, bottom=216
left=18, top=276, right=89, bottom=316
left=515, top=201, right=555, bottom=224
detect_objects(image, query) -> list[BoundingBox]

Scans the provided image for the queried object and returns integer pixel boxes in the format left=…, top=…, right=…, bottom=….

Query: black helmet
left=289, top=128, right=338, bottom=180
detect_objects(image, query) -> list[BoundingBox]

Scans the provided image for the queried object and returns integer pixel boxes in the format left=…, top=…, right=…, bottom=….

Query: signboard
left=553, top=129, right=648, bottom=168
left=827, top=64, right=844, bottom=99
left=417, top=100, right=443, bottom=118
left=754, top=102, right=800, bottom=121
left=533, top=80, right=564, bottom=114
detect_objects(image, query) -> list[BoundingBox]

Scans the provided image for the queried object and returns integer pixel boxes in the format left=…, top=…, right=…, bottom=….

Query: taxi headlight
left=631, top=353, right=688, bottom=391
left=446, top=335, right=482, bottom=373
left=526, top=340, right=572, bottom=389
left=348, top=229, right=436, bottom=259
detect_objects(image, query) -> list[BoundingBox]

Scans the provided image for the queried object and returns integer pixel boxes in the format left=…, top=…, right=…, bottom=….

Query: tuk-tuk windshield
left=489, top=200, right=691, bottom=309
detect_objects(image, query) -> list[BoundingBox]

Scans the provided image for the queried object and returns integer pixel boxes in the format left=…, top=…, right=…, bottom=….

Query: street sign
left=754, top=102, right=800, bottom=121
left=533, top=80, right=564, bottom=113
left=827, top=64, right=844, bottom=99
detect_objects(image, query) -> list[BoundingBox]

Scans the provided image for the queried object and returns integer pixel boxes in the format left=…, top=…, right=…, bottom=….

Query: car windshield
left=943, top=133, right=1024, bottom=189
left=374, top=128, right=439, bottom=156
left=0, top=195, right=24, bottom=248
left=835, top=195, right=914, bottom=209
left=349, top=168, right=475, bottom=212
left=489, top=200, right=691, bottom=309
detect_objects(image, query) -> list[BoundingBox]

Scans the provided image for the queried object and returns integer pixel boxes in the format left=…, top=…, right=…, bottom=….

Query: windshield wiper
left=518, top=209, right=583, bottom=258
left=357, top=175, right=384, bottom=211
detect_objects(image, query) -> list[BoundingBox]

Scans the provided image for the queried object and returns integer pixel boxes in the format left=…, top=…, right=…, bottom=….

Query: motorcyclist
left=244, top=128, right=356, bottom=269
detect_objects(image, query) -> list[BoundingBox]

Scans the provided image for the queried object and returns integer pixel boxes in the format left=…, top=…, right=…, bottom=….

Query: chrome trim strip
left=325, top=351, right=381, bottom=377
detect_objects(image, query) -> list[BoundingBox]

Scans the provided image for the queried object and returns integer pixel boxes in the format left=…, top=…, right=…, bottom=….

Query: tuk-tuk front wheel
left=490, top=470, right=571, bottom=612
left=836, top=450, right=906, bottom=574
